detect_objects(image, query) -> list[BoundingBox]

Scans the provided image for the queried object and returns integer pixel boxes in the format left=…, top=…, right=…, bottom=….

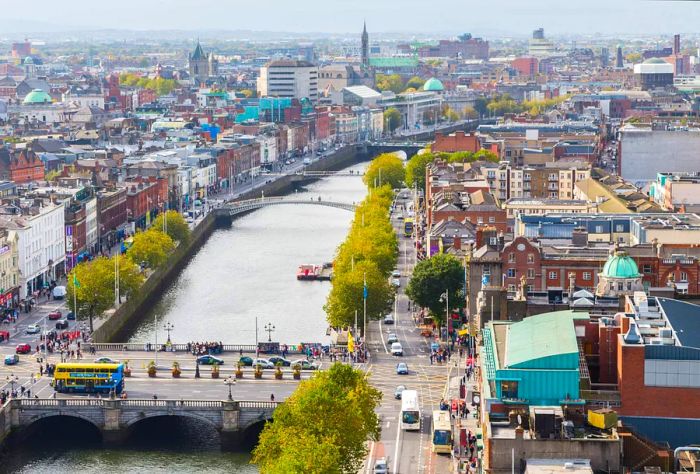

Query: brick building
left=432, top=131, right=480, bottom=153
left=122, top=177, right=168, bottom=230
left=511, top=57, right=539, bottom=78
left=0, top=148, right=44, bottom=183
left=97, top=187, right=127, bottom=250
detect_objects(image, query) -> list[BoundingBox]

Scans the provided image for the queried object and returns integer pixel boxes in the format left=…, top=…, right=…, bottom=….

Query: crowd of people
left=187, top=341, right=224, bottom=355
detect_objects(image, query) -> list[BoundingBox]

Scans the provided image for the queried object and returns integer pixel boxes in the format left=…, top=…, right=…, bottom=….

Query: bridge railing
left=239, top=401, right=280, bottom=409
left=12, top=398, right=279, bottom=410
left=84, top=342, right=349, bottom=355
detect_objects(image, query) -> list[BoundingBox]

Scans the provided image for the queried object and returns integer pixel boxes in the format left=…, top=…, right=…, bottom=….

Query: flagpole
left=363, top=272, right=367, bottom=341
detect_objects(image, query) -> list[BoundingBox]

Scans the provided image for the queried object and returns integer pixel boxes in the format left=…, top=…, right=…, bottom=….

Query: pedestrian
left=270, top=393, right=275, bottom=402
left=153, top=394, right=158, bottom=400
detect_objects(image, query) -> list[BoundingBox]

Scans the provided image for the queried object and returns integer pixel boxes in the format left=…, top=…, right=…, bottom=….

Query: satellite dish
left=517, top=414, right=522, bottom=426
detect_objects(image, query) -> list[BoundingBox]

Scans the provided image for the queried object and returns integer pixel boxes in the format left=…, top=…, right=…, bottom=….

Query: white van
left=391, top=342, right=403, bottom=356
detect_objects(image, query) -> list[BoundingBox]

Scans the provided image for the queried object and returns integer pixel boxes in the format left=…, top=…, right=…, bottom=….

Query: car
left=397, top=214, right=404, bottom=220
left=4, top=354, right=19, bottom=365
left=238, top=356, right=253, bottom=366
left=396, top=363, right=409, bottom=375
left=55, top=319, right=68, bottom=330
left=383, top=314, right=394, bottom=325
left=268, top=356, right=292, bottom=367
left=394, top=385, right=406, bottom=400
left=387, top=333, right=399, bottom=344
left=47, top=311, right=62, bottom=320
left=15, top=344, right=31, bottom=354
left=252, top=358, right=274, bottom=369
left=391, top=278, right=401, bottom=287
left=391, top=270, right=401, bottom=278
left=95, top=357, right=119, bottom=364
left=197, top=355, right=224, bottom=365
left=25, top=324, right=40, bottom=335
left=391, top=342, right=403, bottom=356
left=66, top=311, right=76, bottom=321
left=291, top=359, right=320, bottom=370
left=374, top=458, right=388, bottom=474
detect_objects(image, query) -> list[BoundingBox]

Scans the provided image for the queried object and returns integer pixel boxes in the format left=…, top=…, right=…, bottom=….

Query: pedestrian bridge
left=0, top=398, right=278, bottom=449
left=293, top=170, right=363, bottom=177
left=219, top=197, right=356, bottom=217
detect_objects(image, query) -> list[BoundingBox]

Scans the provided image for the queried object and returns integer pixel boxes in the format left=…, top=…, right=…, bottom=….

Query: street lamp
left=264, top=322, right=275, bottom=342
left=163, top=322, right=174, bottom=344
left=223, top=375, right=236, bottom=401
left=6, top=374, right=18, bottom=397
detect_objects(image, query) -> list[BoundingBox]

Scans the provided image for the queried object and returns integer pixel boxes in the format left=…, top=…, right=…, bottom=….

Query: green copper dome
left=423, top=77, right=444, bottom=92
left=23, top=89, right=52, bottom=105
left=602, top=251, right=640, bottom=279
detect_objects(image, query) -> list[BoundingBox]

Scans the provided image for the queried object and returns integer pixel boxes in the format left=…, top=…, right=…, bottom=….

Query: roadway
left=363, top=190, right=451, bottom=474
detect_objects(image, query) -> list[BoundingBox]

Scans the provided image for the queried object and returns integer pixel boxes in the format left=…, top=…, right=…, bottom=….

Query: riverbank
left=92, top=146, right=367, bottom=343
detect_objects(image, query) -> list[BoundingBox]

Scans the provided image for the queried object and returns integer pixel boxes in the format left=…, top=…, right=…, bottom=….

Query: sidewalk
left=446, top=349, right=482, bottom=474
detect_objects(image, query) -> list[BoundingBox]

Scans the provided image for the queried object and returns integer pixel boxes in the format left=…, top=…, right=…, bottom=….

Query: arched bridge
left=218, top=197, right=356, bottom=217
left=2, top=398, right=278, bottom=449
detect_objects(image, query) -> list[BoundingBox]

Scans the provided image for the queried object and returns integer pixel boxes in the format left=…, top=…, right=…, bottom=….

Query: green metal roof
left=423, top=77, right=444, bottom=91
left=23, top=89, right=52, bottom=105
left=369, top=57, right=418, bottom=68
left=504, top=310, right=587, bottom=369
left=602, top=251, right=640, bottom=279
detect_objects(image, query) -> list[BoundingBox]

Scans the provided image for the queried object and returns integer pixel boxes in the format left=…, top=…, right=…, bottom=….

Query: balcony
left=662, top=257, right=695, bottom=265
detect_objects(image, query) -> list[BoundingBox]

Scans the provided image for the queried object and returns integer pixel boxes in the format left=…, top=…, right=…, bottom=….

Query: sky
left=3, top=0, right=699, bottom=36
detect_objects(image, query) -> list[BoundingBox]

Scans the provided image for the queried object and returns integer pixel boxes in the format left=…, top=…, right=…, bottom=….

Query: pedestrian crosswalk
left=367, top=362, right=449, bottom=408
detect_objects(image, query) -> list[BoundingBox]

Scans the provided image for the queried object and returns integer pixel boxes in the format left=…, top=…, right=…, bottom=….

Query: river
left=4, top=160, right=368, bottom=473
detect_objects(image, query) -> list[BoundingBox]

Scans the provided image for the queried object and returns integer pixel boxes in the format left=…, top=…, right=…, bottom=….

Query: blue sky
left=4, top=0, right=698, bottom=35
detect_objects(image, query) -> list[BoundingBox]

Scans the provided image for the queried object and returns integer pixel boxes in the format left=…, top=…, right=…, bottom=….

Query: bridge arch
left=124, top=412, right=221, bottom=431
left=18, top=413, right=103, bottom=444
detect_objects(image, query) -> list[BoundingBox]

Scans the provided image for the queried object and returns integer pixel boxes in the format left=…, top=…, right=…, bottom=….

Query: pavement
left=362, top=190, right=452, bottom=474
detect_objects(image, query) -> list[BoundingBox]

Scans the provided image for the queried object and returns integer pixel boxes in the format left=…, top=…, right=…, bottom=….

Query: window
left=527, top=253, right=534, bottom=264
left=507, top=284, right=516, bottom=292
left=548, top=271, right=557, bottom=280
left=507, top=268, right=516, bottom=278
left=680, top=272, right=688, bottom=282
left=477, top=217, right=484, bottom=224
left=643, top=264, right=652, bottom=274
left=627, top=282, right=633, bottom=290
left=488, top=216, right=495, bottom=223
left=527, top=285, right=534, bottom=293
left=618, top=282, right=624, bottom=291
left=500, top=380, right=519, bottom=399
left=615, top=224, right=624, bottom=233
left=508, top=253, right=515, bottom=263
left=583, top=272, right=591, bottom=281
left=527, top=269, right=535, bottom=278
left=483, top=267, right=491, bottom=276
left=595, top=225, right=604, bottom=233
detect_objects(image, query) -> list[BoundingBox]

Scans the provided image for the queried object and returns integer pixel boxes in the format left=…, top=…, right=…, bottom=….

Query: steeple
left=361, top=21, right=369, bottom=69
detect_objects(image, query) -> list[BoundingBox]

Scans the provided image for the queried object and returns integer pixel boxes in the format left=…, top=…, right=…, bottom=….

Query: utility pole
left=154, top=312, right=159, bottom=367
left=114, top=254, right=120, bottom=306
left=363, top=272, right=367, bottom=340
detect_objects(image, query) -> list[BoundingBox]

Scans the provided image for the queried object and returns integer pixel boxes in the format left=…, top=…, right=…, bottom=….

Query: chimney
left=454, top=237, right=461, bottom=250
left=571, top=227, right=588, bottom=247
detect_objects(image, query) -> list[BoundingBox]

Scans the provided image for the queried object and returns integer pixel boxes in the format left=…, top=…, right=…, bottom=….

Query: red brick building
left=432, top=131, right=480, bottom=153
left=511, top=57, right=539, bottom=78
left=121, top=177, right=168, bottom=230
left=97, top=188, right=127, bottom=249
left=0, top=148, right=44, bottom=183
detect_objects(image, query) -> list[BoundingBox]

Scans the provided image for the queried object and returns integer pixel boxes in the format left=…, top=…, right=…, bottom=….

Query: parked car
left=55, top=319, right=68, bottom=330
left=95, top=357, right=119, bottom=364
left=394, top=385, right=406, bottom=400
left=391, top=278, right=401, bottom=287
left=15, top=344, right=31, bottom=354
left=291, top=359, right=320, bottom=370
left=25, top=324, right=40, bottom=335
left=238, top=356, right=254, bottom=366
left=268, top=356, right=292, bottom=367
left=66, top=311, right=75, bottom=320
left=387, top=333, right=399, bottom=344
left=197, top=355, right=224, bottom=365
left=52, top=286, right=66, bottom=300
left=391, top=342, right=404, bottom=356
left=374, top=458, right=388, bottom=474
left=396, top=363, right=409, bottom=375
left=383, top=314, right=394, bottom=325
left=47, top=311, right=62, bottom=320
left=252, top=358, right=274, bottom=369
left=391, top=270, right=401, bottom=278
left=4, top=354, right=19, bottom=365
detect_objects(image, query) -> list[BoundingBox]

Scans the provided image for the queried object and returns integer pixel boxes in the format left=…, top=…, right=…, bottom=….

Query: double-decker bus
left=403, top=218, right=414, bottom=237
left=431, top=410, right=453, bottom=453
left=400, top=389, right=421, bottom=430
left=53, top=363, right=125, bottom=395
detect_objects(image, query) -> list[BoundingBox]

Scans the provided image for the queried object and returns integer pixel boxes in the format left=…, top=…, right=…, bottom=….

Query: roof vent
left=624, top=321, right=642, bottom=344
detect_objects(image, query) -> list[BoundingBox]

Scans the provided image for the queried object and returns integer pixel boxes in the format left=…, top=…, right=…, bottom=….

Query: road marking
left=378, top=320, right=388, bottom=354
left=393, top=416, right=402, bottom=474
left=365, top=441, right=375, bottom=474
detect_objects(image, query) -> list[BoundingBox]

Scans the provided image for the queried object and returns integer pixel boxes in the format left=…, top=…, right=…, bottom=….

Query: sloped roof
left=191, top=41, right=207, bottom=60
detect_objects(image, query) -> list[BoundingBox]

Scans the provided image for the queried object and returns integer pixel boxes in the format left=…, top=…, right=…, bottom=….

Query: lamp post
left=264, top=322, right=275, bottom=342
left=440, top=290, right=449, bottom=342
left=163, top=322, right=174, bottom=344
left=224, top=375, right=236, bottom=401
left=6, top=374, right=18, bottom=397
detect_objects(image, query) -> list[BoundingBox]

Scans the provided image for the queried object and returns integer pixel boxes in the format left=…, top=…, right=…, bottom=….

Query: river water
left=4, top=161, right=368, bottom=473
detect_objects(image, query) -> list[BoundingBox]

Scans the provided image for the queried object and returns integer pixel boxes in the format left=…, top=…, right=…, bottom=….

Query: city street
left=363, top=190, right=452, bottom=474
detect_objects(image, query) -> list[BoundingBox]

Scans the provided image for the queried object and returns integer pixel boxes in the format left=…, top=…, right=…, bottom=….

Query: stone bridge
left=216, top=197, right=356, bottom=219
left=1, top=398, right=278, bottom=449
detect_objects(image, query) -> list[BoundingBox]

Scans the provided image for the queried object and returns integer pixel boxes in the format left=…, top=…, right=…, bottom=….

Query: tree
left=127, top=229, right=174, bottom=269
left=444, top=107, right=460, bottom=122
left=113, top=254, right=144, bottom=303
left=240, top=89, right=255, bottom=98
left=363, top=153, right=405, bottom=189
left=252, top=363, right=382, bottom=474
left=383, top=107, right=402, bottom=134
left=405, top=76, right=425, bottom=90
left=375, top=73, right=404, bottom=93
left=474, top=97, right=489, bottom=119
left=66, top=258, right=113, bottom=332
left=405, top=152, right=434, bottom=192
left=406, top=254, right=465, bottom=329
left=152, top=210, right=191, bottom=244
left=473, top=149, right=500, bottom=162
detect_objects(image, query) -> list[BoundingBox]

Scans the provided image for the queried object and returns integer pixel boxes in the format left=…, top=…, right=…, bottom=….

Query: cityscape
left=1, top=1, right=700, bottom=473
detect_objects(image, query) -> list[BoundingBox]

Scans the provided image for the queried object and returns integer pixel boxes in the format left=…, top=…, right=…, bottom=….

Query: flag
left=363, top=274, right=368, bottom=300
left=73, top=273, right=81, bottom=289
left=347, top=331, right=355, bottom=353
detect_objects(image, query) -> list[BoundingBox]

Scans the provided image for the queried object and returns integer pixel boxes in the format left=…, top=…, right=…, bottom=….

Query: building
left=503, top=198, right=596, bottom=219
left=528, top=28, right=556, bottom=57
left=0, top=226, right=20, bottom=308
left=432, top=132, right=480, bottom=153
left=649, top=172, right=700, bottom=211
left=188, top=41, right=218, bottom=83
left=257, top=60, right=319, bottom=104
left=361, top=21, right=370, bottom=69
left=512, top=57, right=539, bottom=78
left=633, top=58, right=674, bottom=90
left=595, top=251, right=644, bottom=297
left=0, top=148, right=45, bottom=183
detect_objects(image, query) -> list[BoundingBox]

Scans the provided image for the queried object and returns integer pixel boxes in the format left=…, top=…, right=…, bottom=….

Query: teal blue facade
left=494, top=368, right=580, bottom=405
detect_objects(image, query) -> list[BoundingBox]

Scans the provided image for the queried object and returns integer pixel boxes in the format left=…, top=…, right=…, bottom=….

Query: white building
left=11, top=202, right=66, bottom=298
left=257, top=135, right=278, bottom=165
left=258, top=59, right=318, bottom=104
left=85, top=197, right=98, bottom=253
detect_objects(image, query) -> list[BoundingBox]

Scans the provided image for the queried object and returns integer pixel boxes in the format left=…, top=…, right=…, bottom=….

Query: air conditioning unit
left=649, top=338, right=663, bottom=345
left=659, top=328, right=673, bottom=339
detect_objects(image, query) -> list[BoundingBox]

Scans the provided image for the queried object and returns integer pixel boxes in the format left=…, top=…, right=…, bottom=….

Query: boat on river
left=296, top=262, right=333, bottom=281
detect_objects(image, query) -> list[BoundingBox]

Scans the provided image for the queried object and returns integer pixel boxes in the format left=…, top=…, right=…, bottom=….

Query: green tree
left=127, top=229, right=174, bottom=269
left=383, top=107, right=402, bottom=134
left=113, top=254, right=144, bottom=303
left=363, top=153, right=405, bottom=189
left=252, top=363, right=382, bottom=474
left=152, top=210, right=191, bottom=244
left=375, top=73, right=404, bottom=93
left=405, top=76, right=425, bottom=90
left=474, top=97, right=489, bottom=119
left=405, top=152, right=434, bottom=192
left=406, top=254, right=465, bottom=329
left=445, top=107, right=460, bottom=122
left=67, top=258, right=114, bottom=332
left=473, top=149, right=500, bottom=162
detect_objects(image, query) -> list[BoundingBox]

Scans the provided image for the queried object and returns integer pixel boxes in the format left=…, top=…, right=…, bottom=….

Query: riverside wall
left=92, top=145, right=368, bottom=343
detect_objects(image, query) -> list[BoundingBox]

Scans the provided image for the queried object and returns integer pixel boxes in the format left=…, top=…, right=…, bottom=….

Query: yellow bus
left=431, top=410, right=453, bottom=453
left=53, top=363, right=125, bottom=395
left=404, top=218, right=414, bottom=237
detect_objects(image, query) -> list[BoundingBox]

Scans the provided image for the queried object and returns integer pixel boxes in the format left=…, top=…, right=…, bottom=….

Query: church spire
left=361, top=21, right=369, bottom=69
